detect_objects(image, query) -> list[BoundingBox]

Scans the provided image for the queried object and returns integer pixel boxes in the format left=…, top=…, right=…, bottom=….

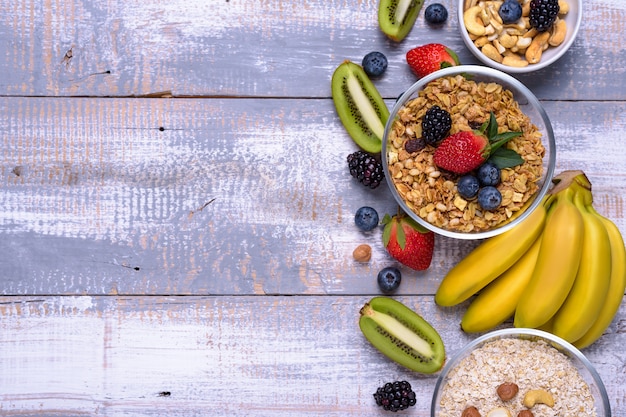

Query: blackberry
left=529, top=0, right=560, bottom=32
left=422, top=105, right=452, bottom=145
left=347, top=151, right=384, bottom=189
left=373, top=380, right=417, bottom=412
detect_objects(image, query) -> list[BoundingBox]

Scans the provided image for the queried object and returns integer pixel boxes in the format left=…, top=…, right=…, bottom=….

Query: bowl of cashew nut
left=458, top=0, right=582, bottom=73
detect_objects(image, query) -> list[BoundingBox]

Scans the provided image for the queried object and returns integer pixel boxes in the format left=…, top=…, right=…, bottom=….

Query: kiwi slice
left=331, top=61, right=389, bottom=154
left=359, top=297, right=445, bottom=373
left=378, top=0, right=425, bottom=42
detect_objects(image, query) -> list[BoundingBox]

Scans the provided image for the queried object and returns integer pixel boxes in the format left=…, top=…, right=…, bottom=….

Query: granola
left=386, top=75, right=545, bottom=233
left=437, top=338, right=598, bottom=416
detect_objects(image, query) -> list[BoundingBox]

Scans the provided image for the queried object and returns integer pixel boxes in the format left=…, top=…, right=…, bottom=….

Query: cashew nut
left=525, top=31, right=551, bottom=64
left=502, top=54, right=529, bottom=67
left=523, top=389, right=555, bottom=408
left=516, top=36, right=533, bottom=49
left=558, top=0, right=569, bottom=15
left=474, top=36, right=490, bottom=47
left=493, top=39, right=506, bottom=54
left=482, top=43, right=503, bottom=63
left=480, top=7, right=491, bottom=26
left=486, top=408, right=512, bottom=417
left=464, top=6, right=487, bottom=36
left=549, top=19, right=568, bottom=46
left=499, top=33, right=518, bottom=49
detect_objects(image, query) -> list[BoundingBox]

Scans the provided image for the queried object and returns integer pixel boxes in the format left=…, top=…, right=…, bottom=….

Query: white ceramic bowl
left=458, top=0, right=582, bottom=73
left=431, top=328, right=611, bottom=417
left=382, top=65, right=556, bottom=240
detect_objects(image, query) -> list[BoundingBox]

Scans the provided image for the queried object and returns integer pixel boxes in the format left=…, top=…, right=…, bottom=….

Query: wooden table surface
left=1, top=0, right=624, bottom=415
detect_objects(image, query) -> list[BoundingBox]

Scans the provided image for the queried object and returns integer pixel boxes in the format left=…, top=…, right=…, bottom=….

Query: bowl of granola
left=382, top=65, right=555, bottom=239
left=458, top=0, right=582, bottom=73
left=431, top=328, right=611, bottom=417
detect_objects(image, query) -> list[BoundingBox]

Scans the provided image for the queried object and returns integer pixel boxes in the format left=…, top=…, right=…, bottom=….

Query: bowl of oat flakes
left=382, top=65, right=556, bottom=239
left=431, top=328, right=611, bottom=417
left=458, top=0, right=582, bottom=73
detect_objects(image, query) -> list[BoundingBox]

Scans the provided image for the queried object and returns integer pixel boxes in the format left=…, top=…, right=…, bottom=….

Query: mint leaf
left=488, top=112, right=498, bottom=139
left=488, top=148, right=524, bottom=169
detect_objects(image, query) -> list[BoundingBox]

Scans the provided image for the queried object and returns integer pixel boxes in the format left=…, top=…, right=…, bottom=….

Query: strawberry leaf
left=396, top=220, right=407, bottom=250
left=382, top=214, right=393, bottom=246
left=489, top=147, right=524, bottom=168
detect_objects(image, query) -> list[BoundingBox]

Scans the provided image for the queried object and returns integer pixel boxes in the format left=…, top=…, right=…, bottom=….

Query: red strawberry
left=382, top=213, right=435, bottom=271
left=433, top=130, right=490, bottom=174
left=406, top=43, right=460, bottom=78
left=433, top=113, right=523, bottom=174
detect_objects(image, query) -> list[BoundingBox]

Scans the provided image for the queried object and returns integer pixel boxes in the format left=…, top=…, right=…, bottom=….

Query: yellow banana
left=574, top=205, right=626, bottom=349
left=435, top=195, right=548, bottom=307
left=461, top=233, right=543, bottom=333
left=514, top=187, right=584, bottom=329
left=551, top=185, right=611, bottom=343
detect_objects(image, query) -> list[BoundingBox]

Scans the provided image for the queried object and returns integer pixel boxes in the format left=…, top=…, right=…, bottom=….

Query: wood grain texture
left=0, top=0, right=624, bottom=99
left=1, top=97, right=624, bottom=295
left=1, top=0, right=625, bottom=415
left=0, top=296, right=624, bottom=416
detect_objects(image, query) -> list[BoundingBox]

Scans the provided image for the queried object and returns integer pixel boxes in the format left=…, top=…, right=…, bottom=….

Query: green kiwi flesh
left=359, top=296, right=445, bottom=373
left=331, top=61, right=389, bottom=154
left=378, top=0, right=424, bottom=42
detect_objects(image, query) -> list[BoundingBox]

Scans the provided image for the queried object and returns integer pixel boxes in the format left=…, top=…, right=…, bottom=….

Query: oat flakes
left=387, top=75, right=545, bottom=233
left=437, top=338, right=597, bottom=417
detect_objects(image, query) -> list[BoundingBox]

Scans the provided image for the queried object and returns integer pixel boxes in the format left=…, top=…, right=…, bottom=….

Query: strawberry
left=433, top=113, right=523, bottom=174
left=433, top=130, right=490, bottom=174
left=406, top=43, right=460, bottom=78
left=382, top=213, right=435, bottom=271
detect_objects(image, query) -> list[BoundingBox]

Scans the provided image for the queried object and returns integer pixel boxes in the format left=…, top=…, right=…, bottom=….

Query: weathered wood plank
left=0, top=295, right=624, bottom=416
left=1, top=97, right=625, bottom=295
left=0, top=0, right=624, bottom=100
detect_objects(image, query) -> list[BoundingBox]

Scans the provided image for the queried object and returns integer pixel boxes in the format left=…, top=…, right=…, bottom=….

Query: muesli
left=437, top=338, right=597, bottom=416
left=386, top=74, right=545, bottom=232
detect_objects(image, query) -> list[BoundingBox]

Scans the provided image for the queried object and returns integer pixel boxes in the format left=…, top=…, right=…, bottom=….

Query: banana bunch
left=436, top=170, right=626, bottom=349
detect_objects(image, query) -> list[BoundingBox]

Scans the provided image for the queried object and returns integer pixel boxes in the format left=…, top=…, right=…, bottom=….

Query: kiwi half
left=378, top=0, right=425, bottom=42
left=359, top=297, right=445, bottom=373
left=331, top=61, right=389, bottom=154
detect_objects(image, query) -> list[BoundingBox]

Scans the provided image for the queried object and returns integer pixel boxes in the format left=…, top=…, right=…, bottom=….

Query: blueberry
left=477, top=162, right=501, bottom=186
left=355, top=206, right=379, bottom=231
left=362, top=52, right=388, bottom=77
left=477, top=186, right=502, bottom=211
left=377, top=267, right=402, bottom=294
left=424, top=3, right=448, bottom=25
left=457, top=175, right=480, bottom=199
left=499, top=0, right=523, bottom=24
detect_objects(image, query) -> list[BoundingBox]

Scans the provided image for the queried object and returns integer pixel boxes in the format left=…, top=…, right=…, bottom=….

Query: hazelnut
left=496, top=382, right=519, bottom=401
left=352, top=244, right=371, bottom=262
left=517, top=411, right=534, bottom=417
left=462, top=406, right=481, bottom=417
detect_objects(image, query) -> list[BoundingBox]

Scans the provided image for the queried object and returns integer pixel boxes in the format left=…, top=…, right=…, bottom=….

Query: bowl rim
left=457, top=0, right=583, bottom=73
left=382, top=65, right=556, bottom=240
left=430, top=328, right=612, bottom=417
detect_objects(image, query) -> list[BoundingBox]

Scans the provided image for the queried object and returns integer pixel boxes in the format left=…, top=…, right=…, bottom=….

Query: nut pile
left=386, top=75, right=545, bottom=233
left=463, top=0, right=570, bottom=67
